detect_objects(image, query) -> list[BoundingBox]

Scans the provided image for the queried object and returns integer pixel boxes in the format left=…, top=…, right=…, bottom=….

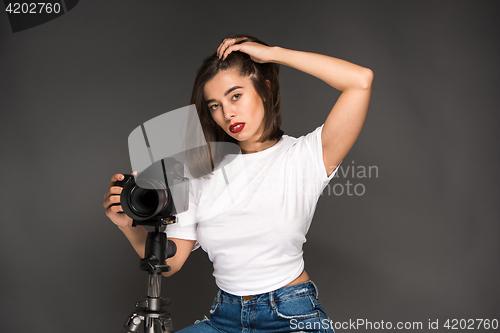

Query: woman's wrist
left=270, top=46, right=287, bottom=65
left=118, top=223, right=135, bottom=233
left=270, top=47, right=310, bottom=70
left=269, top=46, right=371, bottom=91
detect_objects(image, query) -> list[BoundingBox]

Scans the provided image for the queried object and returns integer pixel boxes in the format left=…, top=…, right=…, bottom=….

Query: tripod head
left=134, top=216, right=178, bottom=275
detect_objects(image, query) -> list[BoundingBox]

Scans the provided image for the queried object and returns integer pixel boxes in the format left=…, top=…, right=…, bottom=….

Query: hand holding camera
left=103, top=173, right=133, bottom=229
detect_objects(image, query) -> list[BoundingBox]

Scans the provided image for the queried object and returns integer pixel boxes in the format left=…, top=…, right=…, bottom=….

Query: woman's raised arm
left=273, top=47, right=373, bottom=176
left=220, top=40, right=374, bottom=176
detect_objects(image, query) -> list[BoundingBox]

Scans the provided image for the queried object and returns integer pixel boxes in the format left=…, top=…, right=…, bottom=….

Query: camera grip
left=115, top=174, right=134, bottom=187
left=114, top=174, right=134, bottom=215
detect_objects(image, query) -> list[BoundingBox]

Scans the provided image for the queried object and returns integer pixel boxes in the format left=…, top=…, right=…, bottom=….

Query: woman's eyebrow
left=206, top=86, right=243, bottom=104
left=224, top=86, right=243, bottom=96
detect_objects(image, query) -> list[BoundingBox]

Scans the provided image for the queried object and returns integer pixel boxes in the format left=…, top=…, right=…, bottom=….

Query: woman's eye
left=209, top=104, right=219, bottom=111
left=232, top=94, right=241, bottom=101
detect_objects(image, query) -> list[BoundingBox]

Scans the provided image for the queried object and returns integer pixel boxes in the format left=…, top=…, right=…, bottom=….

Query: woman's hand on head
left=217, top=37, right=275, bottom=63
left=103, top=173, right=133, bottom=229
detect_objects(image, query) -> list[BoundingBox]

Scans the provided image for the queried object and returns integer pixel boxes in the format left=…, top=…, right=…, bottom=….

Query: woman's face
left=204, top=68, right=266, bottom=146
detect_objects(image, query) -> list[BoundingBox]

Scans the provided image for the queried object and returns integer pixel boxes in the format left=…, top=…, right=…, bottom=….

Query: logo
left=3, top=0, right=79, bottom=33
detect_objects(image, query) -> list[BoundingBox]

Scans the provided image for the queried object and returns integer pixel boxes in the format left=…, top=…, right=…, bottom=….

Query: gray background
left=1, top=1, right=499, bottom=332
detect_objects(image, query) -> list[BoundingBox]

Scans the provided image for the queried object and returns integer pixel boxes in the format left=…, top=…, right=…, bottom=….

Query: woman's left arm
left=219, top=41, right=373, bottom=176
left=273, top=47, right=374, bottom=176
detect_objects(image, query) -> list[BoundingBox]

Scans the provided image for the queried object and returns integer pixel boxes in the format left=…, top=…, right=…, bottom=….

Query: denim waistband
left=217, top=280, right=319, bottom=305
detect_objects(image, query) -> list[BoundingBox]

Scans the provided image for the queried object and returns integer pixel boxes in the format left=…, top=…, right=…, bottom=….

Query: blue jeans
left=176, top=281, right=334, bottom=333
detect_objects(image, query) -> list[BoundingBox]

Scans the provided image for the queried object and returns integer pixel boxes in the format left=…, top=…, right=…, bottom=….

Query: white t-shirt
left=167, top=125, right=339, bottom=296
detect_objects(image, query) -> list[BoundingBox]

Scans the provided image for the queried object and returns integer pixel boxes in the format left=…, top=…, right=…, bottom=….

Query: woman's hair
left=187, top=34, right=283, bottom=177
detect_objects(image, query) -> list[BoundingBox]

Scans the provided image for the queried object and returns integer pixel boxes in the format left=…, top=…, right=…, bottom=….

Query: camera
left=115, top=157, right=189, bottom=225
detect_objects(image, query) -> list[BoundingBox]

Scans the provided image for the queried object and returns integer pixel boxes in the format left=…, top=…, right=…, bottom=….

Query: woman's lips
left=229, top=122, right=245, bottom=133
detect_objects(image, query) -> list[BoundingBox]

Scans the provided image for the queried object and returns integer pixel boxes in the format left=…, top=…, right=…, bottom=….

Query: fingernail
left=119, top=175, right=124, bottom=180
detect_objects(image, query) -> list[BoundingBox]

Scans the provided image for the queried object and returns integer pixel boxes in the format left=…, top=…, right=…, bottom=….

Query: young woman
left=104, top=35, right=373, bottom=332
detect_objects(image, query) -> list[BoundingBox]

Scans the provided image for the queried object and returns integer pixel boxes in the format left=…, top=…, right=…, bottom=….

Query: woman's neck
left=239, top=138, right=279, bottom=154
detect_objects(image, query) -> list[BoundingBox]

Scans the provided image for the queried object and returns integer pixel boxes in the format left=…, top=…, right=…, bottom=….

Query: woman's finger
left=107, top=194, right=121, bottom=206
left=218, top=38, right=235, bottom=57
left=103, top=193, right=121, bottom=209
left=217, top=37, right=244, bottom=58
left=221, top=43, right=242, bottom=60
left=217, top=39, right=230, bottom=58
left=105, top=204, right=123, bottom=218
left=216, top=39, right=226, bottom=57
left=103, top=186, right=122, bottom=200
left=109, top=173, right=124, bottom=188
left=108, top=204, right=123, bottom=214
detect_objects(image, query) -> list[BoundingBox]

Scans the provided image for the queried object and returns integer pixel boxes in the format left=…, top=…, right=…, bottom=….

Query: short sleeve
left=302, top=125, right=342, bottom=190
left=165, top=178, right=200, bottom=250
left=166, top=208, right=197, bottom=240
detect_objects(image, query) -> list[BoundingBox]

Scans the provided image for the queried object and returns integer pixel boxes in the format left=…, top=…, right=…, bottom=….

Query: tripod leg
left=123, top=313, right=143, bottom=333
left=144, top=315, right=174, bottom=333
left=158, top=313, right=174, bottom=333
left=144, top=316, right=162, bottom=333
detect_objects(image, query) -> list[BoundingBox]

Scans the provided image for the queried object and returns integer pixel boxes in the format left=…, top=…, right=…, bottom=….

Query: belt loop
left=216, top=288, right=222, bottom=304
left=310, top=280, right=319, bottom=299
left=269, top=291, right=276, bottom=310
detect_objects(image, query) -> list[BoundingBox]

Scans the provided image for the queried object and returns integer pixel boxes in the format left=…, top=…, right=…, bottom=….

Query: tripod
left=123, top=218, right=178, bottom=333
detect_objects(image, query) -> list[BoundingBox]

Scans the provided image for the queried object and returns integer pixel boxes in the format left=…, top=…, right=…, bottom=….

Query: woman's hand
left=217, top=37, right=275, bottom=63
left=103, top=173, right=133, bottom=229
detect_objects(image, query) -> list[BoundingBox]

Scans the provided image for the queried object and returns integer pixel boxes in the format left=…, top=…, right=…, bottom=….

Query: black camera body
left=115, top=158, right=189, bottom=226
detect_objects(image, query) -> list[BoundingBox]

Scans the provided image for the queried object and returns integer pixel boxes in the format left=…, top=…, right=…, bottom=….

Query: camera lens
left=129, top=187, right=160, bottom=217
left=121, top=178, right=171, bottom=221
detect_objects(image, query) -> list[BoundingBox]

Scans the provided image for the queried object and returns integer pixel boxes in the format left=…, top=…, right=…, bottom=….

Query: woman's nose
left=223, top=105, right=236, bottom=119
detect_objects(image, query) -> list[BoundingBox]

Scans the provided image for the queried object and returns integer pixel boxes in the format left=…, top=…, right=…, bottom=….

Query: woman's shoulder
left=282, top=125, right=324, bottom=150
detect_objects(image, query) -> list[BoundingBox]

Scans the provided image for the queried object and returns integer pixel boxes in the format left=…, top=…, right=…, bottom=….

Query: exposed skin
left=217, top=38, right=374, bottom=176
left=103, top=37, right=373, bottom=283
left=204, top=68, right=278, bottom=154
left=103, top=174, right=195, bottom=277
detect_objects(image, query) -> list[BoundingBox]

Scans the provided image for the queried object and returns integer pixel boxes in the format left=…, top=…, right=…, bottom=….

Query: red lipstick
left=229, top=122, right=245, bottom=133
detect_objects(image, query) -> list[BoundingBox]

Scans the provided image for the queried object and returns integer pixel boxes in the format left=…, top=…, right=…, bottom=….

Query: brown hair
left=188, top=34, right=283, bottom=177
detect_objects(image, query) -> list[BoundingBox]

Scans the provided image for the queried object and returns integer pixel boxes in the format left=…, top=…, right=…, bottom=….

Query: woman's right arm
left=103, top=173, right=195, bottom=275
left=163, top=238, right=196, bottom=277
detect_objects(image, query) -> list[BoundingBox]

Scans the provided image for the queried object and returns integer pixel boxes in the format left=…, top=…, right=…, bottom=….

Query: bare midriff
left=285, top=270, right=310, bottom=287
